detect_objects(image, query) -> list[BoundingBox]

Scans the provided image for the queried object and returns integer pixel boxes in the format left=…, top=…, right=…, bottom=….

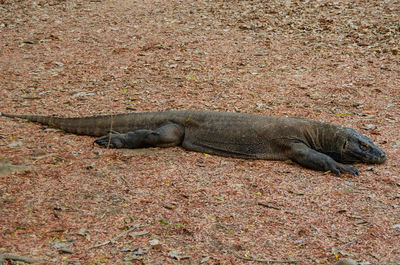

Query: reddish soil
left=0, top=0, right=399, bottom=264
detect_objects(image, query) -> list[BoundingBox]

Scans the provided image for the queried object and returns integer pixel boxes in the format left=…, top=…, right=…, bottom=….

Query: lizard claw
left=94, top=132, right=126, bottom=148
left=334, top=164, right=359, bottom=177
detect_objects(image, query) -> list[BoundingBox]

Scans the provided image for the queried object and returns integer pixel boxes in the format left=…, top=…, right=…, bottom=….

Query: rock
left=149, top=239, right=162, bottom=250
left=7, top=141, right=22, bottom=148
left=333, top=258, right=358, bottom=265
left=168, top=250, right=190, bottom=260
left=0, top=161, right=31, bottom=177
left=392, top=224, right=400, bottom=229
left=124, top=254, right=143, bottom=261
left=58, top=248, right=74, bottom=254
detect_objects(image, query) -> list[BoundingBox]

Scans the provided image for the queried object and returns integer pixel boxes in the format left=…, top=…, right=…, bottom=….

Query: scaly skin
left=1, top=110, right=387, bottom=175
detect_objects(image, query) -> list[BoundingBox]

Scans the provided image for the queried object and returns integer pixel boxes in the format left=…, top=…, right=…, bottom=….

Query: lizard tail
left=2, top=110, right=189, bottom=137
left=2, top=113, right=54, bottom=124
left=1, top=112, right=118, bottom=136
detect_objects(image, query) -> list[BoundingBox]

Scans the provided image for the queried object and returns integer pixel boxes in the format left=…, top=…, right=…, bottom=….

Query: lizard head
left=336, top=128, right=387, bottom=164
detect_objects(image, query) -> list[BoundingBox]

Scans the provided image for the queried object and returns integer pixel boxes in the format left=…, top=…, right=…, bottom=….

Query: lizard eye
left=360, top=142, right=370, bottom=151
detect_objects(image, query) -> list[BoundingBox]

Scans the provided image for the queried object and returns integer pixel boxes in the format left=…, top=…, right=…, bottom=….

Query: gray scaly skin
left=1, top=110, right=387, bottom=176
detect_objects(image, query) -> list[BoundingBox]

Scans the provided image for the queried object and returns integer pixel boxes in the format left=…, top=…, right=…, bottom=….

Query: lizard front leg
left=286, top=142, right=359, bottom=176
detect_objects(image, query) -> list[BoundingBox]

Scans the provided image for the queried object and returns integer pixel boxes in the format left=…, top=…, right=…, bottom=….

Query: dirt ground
left=0, top=0, right=399, bottom=264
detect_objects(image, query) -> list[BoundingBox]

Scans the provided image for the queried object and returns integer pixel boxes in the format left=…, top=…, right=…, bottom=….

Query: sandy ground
left=0, top=0, right=399, bottom=264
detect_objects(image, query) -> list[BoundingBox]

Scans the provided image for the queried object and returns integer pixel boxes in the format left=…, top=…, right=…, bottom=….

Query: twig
left=88, top=224, right=141, bottom=250
left=332, top=239, right=357, bottom=254
left=2, top=253, right=47, bottom=264
left=120, top=176, right=129, bottom=185
left=257, top=201, right=281, bottom=210
left=233, top=252, right=297, bottom=264
left=106, top=114, right=114, bottom=149
left=338, top=239, right=357, bottom=250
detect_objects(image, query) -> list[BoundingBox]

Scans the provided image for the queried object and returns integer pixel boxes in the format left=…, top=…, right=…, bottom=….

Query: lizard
left=1, top=110, right=387, bottom=176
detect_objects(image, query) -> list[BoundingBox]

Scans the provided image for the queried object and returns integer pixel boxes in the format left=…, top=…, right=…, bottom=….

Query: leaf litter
left=0, top=0, right=399, bottom=264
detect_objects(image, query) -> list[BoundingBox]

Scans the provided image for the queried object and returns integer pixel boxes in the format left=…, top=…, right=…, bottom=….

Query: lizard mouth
left=341, top=128, right=387, bottom=164
left=349, top=145, right=387, bottom=164
left=363, top=150, right=387, bottom=164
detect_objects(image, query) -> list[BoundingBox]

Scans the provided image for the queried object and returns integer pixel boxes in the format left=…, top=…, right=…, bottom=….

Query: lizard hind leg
left=147, top=122, right=185, bottom=147
left=94, top=123, right=185, bottom=149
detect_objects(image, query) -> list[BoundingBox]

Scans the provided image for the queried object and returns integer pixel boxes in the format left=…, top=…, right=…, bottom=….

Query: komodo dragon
left=1, top=110, right=386, bottom=175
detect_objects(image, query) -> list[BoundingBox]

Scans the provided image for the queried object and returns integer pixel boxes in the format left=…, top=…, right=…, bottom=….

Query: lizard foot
left=94, top=132, right=126, bottom=148
left=330, top=162, right=359, bottom=177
